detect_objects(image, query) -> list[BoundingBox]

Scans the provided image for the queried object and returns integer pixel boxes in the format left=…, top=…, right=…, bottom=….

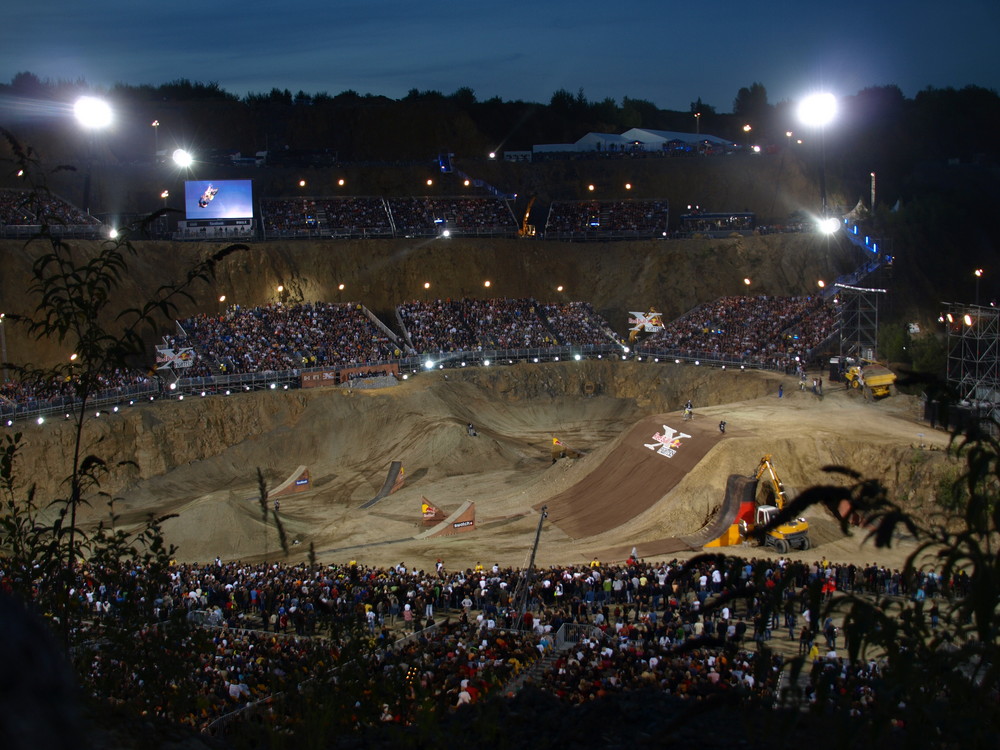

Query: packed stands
left=259, top=196, right=515, bottom=239
left=635, top=295, right=836, bottom=370
left=178, top=302, right=405, bottom=375
left=0, top=188, right=102, bottom=238
left=386, top=196, right=517, bottom=237
left=2, top=294, right=841, bottom=420
left=397, top=298, right=621, bottom=354
left=260, top=197, right=392, bottom=239
left=544, top=199, right=669, bottom=240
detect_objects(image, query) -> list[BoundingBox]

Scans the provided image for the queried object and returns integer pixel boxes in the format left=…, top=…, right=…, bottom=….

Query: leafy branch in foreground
left=0, top=128, right=247, bottom=644
left=793, top=431, right=999, bottom=746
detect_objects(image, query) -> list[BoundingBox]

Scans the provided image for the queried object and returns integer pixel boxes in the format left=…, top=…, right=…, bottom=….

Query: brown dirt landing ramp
left=538, top=413, right=730, bottom=539
left=592, top=474, right=757, bottom=563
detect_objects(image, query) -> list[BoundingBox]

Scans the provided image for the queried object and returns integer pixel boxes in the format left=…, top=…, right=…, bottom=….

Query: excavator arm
left=754, top=454, right=789, bottom=509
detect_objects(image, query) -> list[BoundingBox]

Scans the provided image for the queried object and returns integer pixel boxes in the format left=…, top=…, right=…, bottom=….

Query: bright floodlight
left=819, top=217, right=841, bottom=234
left=74, top=96, right=112, bottom=129
left=172, top=148, right=193, bottom=167
left=798, top=93, right=837, bottom=127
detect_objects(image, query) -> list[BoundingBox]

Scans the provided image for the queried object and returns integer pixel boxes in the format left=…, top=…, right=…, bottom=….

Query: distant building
left=533, top=128, right=733, bottom=156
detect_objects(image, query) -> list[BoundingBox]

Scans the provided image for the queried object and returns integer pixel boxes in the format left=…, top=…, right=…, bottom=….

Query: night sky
left=5, top=0, right=1000, bottom=111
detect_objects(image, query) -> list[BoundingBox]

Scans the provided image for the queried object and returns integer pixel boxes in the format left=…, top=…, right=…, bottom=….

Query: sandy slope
left=54, top=362, right=953, bottom=574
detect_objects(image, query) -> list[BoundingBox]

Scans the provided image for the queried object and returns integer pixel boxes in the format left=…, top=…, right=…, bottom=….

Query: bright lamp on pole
left=798, top=92, right=837, bottom=217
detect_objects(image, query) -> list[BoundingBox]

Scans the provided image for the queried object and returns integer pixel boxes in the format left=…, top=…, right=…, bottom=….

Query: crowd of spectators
left=0, top=189, right=101, bottom=227
left=259, top=198, right=319, bottom=236
left=1, top=368, right=156, bottom=413
left=544, top=200, right=669, bottom=238
left=261, top=197, right=394, bottom=238
left=537, top=301, right=625, bottom=348
left=4, top=550, right=963, bottom=734
left=179, top=302, right=404, bottom=374
left=259, top=196, right=515, bottom=238
left=2, top=294, right=841, bottom=413
left=317, top=197, right=393, bottom=236
left=636, top=295, right=836, bottom=369
left=386, top=197, right=517, bottom=236
left=398, top=297, right=620, bottom=354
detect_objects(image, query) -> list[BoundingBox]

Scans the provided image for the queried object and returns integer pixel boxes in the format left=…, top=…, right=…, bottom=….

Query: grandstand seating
left=544, top=199, right=669, bottom=240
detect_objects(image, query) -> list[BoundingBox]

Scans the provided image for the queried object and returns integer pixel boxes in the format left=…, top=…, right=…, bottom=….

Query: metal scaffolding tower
left=945, top=303, right=1000, bottom=429
left=835, top=283, right=886, bottom=360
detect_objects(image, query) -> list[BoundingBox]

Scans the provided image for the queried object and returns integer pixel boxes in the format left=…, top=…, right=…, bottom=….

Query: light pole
left=975, top=268, right=983, bottom=305
left=870, top=172, right=876, bottom=211
left=743, top=123, right=752, bottom=149
left=74, top=96, right=112, bottom=214
left=694, top=112, right=701, bottom=135
left=798, top=92, right=837, bottom=217
left=152, top=120, right=160, bottom=160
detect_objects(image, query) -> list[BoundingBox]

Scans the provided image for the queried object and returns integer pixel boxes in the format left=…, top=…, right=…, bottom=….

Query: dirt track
left=25, top=361, right=953, bottom=574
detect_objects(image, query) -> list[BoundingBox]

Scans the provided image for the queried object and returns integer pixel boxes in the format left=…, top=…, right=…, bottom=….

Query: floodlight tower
left=797, top=92, right=837, bottom=218
left=74, top=96, right=112, bottom=215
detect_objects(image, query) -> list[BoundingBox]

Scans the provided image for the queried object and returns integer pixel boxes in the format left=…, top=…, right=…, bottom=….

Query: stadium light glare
left=74, top=96, right=112, bottom=129
left=172, top=149, right=193, bottom=168
left=574, top=354, right=581, bottom=361
left=483, top=359, right=490, bottom=367
left=37, top=416, right=44, bottom=425
left=425, top=360, right=435, bottom=370
left=169, top=382, right=176, bottom=391
left=819, top=217, right=840, bottom=234
left=798, top=92, right=837, bottom=127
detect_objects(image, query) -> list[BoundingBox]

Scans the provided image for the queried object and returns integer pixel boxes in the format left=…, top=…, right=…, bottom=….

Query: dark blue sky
left=6, top=0, right=999, bottom=111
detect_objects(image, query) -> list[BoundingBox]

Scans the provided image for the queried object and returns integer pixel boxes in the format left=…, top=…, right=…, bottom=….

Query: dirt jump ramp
left=360, top=461, right=404, bottom=509
left=540, top=413, right=730, bottom=540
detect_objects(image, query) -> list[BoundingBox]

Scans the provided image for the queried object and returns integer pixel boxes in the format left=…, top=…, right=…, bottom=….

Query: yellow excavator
left=518, top=196, right=537, bottom=237
left=739, top=454, right=811, bottom=554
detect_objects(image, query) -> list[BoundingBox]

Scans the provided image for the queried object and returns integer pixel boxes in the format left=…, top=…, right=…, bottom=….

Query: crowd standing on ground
left=0, top=551, right=962, bottom=731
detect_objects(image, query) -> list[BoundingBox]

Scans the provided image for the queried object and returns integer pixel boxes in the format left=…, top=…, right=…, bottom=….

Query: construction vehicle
left=739, top=455, right=811, bottom=554
left=843, top=358, right=897, bottom=400
left=518, top=196, right=537, bottom=237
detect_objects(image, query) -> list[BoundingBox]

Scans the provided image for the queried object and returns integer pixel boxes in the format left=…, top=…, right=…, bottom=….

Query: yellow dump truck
left=843, top=360, right=897, bottom=400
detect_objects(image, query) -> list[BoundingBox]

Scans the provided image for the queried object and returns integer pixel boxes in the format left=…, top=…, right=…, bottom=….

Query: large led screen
left=184, top=179, right=254, bottom=220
